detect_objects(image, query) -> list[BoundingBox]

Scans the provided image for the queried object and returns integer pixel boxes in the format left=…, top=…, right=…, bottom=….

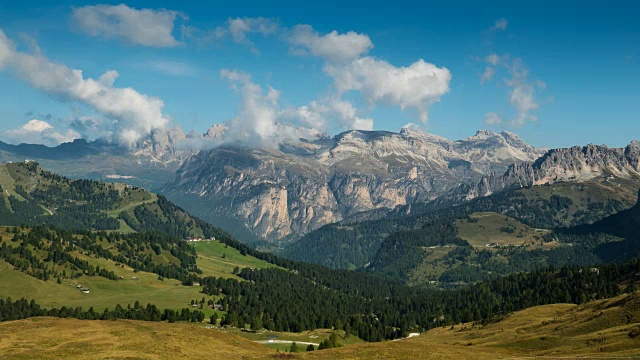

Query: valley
left=1, top=3, right=638, bottom=358
left=1, top=139, right=640, bottom=358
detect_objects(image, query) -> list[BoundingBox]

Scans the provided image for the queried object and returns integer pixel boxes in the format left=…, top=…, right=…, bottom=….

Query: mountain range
left=161, top=127, right=547, bottom=242
left=2, top=125, right=639, bottom=249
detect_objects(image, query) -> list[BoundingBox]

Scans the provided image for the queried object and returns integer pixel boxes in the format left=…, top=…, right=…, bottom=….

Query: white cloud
left=225, top=17, right=279, bottom=44
left=480, top=54, right=543, bottom=127
left=325, top=57, right=451, bottom=123
left=480, top=66, right=495, bottom=84
left=485, top=54, right=500, bottom=66
left=0, top=28, right=171, bottom=147
left=151, top=60, right=195, bottom=76
left=0, top=30, right=11, bottom=68
left=286, top=25, right=450, bottom=124
left=220, top=68, right=374, bottom=145
left=282, top=98, right=373, bottom=131
left=71, top=4, right=184, bottom=47
left=483, top=112, right=502, bottom=125
left=3, top=119, right=81, bottom=146
left=220, top=69, right=282, bottom=143
left=289, top=24, right=373, bottom=63
left=488, top=18, right=508, bottom=32
left=184, top=17, right=278, bottom=52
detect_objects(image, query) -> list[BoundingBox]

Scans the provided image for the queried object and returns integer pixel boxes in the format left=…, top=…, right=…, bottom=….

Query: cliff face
left=162, top=128, right=545, bottom=241
left=460, top=142, right=640, bottom=200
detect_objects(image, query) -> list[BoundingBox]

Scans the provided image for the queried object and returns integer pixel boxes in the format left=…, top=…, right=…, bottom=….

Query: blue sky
left=0, top=0, right=638, bottom=148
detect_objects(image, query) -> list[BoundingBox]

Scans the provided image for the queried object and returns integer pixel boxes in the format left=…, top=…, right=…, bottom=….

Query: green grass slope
left=0, top=161, right=204, bottom=237
left=193, top=240, right=279, bottom=279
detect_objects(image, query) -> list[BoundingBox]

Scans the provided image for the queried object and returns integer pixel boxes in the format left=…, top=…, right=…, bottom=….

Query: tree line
left=0, top=297, right=205, bottom=323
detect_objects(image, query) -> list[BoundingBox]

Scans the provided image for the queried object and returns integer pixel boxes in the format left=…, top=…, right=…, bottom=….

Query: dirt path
left=255, top=340, right=319, bottom=346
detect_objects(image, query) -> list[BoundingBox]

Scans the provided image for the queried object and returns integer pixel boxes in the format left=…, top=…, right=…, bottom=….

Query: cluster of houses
left=184, top=236, right=216, bottom=243
left=70, top=283, right=90, bottom=294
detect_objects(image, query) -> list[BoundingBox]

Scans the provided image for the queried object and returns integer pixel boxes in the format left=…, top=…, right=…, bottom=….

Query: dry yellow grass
left=0, top=317, right=270, bottom=360
left=304, top=293, right=640, bottom=359
left=2, top=292, right=639, bottom=359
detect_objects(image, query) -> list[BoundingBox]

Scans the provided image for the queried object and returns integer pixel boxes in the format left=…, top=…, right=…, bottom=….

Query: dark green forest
left=281, top=184, right=640, bottom=285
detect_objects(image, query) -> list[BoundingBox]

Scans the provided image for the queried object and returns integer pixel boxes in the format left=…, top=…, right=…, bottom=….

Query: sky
left=0, top=0, right=638, bottom=149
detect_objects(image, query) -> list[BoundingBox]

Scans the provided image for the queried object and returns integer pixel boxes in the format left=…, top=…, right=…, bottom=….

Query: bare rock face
left=163, top=128, right=546, bottom=242
left=625, top=141, right=640, bottom=171
left=133, top=126, right=192, bottom=164
left=461, top=142, right=640, bottom=200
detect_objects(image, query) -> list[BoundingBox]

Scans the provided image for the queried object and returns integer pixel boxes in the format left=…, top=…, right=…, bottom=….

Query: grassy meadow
left=2, top=291, right=639, bottom=359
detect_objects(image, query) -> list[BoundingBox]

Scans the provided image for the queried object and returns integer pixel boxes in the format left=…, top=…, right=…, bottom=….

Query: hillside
left=0, top=161, right=201, bottom=235
left=282, top=177, right=640, bottom=284
left=0, top=317, right=269, bottom=360
left=308, top=291, right=640, bottom=359
left=0, top=134, right=188, bottom=190
left=0, top=222, right=282, bottom=313
left=2, top=291, right=639, bottom=359
left=279, top=140, right=640, bottom=280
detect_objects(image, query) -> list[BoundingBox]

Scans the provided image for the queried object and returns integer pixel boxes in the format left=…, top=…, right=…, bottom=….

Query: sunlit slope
left=2, top=292, right=639, bottom=359
left=193, top=240, right=279, bottom=279
left=0, top=317, right=269, bottom=360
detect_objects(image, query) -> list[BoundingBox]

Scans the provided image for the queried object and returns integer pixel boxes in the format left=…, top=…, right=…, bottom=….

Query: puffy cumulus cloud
left=483, top=112, right=502, bottom=125
left=0, top=29, right=171, bottom=147
left=71, top=4, right=184, bottom=47
left=288, top=24, right=373, bottom=63
left=326, top=57, right=451, bottom=123
left=220, top=69, right=283, bottom=144
left=480, top=54, right=544, bottom=127
left=220, top=68, right=374, bottom=146
left=282, top=98, right=373, bottom=131
left=488, top=18, right=508, bottom=32
left=286, top=25, right=450, bottom=124
left=3, top=119, right=81, bottom=146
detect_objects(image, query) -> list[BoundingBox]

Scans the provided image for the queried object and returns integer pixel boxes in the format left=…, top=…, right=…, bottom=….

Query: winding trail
left=255, top=340, right=319, bottom=346
left=198, top=254, right=253, bottom=268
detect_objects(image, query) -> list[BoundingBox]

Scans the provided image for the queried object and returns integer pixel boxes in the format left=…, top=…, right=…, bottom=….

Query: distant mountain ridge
left=0, top=129, right=191, bottom=190
left=162, top=127, right=546, bottom=242
left=3, top=125, right=639, bottom=247
left=455, top=141, right=640, bottom=201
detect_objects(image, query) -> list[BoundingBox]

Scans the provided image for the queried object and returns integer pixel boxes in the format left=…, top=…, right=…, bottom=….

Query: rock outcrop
left=162, top=128, right=545, bottom=241
left=458, top=142, right=640, bottom=200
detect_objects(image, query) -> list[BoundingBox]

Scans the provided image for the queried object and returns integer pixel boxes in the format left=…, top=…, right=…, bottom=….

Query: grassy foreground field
left=2, top=292, right=639, bottom=359
left=0, top=317, right=269, bottom=360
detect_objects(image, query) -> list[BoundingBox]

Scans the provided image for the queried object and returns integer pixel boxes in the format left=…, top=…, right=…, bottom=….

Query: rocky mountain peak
left=204, top=124, right=228, bottom=140
left=163, top=128, right=546, bottom=242
left=625, top=141, right=640, bottom=171
left=133, top=126, right=191, bottom=164
left=464, top=140, right=640, bottom=200
left=474, top=129, right=498, bottom=137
